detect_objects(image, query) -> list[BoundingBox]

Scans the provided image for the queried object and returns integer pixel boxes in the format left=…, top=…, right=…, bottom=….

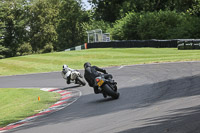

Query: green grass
left=0, top=48, right=200, bottom=76
left=0, top=88, right=60, bottom=127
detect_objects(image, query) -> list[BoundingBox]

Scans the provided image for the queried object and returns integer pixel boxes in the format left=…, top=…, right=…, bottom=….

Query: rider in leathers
left=61, top=64, right=75, bottom=84
left=84, top=62, right=113, bottom=94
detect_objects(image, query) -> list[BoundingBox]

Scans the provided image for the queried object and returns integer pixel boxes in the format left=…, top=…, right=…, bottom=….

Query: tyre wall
left=177, top=40, right=200, bottom=50
left=87, top=39, right=200, bottom=49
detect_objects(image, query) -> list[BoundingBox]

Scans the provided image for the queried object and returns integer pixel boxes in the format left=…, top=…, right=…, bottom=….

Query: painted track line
left=0, top=88, right=81, bottom=132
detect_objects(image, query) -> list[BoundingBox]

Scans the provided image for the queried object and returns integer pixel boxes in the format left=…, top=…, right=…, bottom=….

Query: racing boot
left=94, top=86, right=101, bottom=94
left=114, top=85, right=117, bottom=92
left=102, top=92, right=107, bottom=98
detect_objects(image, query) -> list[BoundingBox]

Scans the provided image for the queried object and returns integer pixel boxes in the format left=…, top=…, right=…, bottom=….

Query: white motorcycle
left=62, top=65, right=86, bottom=86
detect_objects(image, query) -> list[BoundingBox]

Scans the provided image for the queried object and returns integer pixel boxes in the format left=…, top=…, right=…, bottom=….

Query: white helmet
left=63, top=64, right=68, bottom=71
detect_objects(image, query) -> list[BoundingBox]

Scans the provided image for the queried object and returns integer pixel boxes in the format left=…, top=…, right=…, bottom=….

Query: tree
left=29, top=0, right=60, bottom=52
left=89, top=0, right=124, bottom=22
left=57, top=0, right=89, bottom=50
left=0, top=0, right=29, bottom=57
left=188, top=0, right=200, bottom=16
left=89, top=0, right=196, bottom=22
left=109, top=10, right=200, bottom=40
left=0, top=12, right=5, bottom=45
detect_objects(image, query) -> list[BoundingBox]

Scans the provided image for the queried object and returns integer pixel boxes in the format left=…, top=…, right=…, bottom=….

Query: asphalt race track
left=1, top=62, right=200, bottom=133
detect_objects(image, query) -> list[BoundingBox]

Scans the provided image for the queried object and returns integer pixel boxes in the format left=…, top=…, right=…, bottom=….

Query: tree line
left=0, top=0, right=89, bottom=58
left=1, top=0, right=200, bottom=58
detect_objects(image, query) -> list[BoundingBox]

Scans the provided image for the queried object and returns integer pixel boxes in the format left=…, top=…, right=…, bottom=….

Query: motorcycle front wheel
left=76, top=77, right=86, bottom=86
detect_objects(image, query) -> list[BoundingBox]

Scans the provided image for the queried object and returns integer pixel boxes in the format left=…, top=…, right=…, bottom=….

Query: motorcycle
left=94, top=74, right=119, bottom=99
left=62, top=70, right=86, bottom=86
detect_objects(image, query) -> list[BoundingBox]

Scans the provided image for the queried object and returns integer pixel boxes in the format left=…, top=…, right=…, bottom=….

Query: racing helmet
left=84, top=62, right=91, bottom=69
left=63, top=64, right=68, bottom=71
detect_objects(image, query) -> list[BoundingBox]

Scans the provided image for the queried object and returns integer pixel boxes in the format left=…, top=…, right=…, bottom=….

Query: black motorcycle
left=94, top=75, right=120, bottom=99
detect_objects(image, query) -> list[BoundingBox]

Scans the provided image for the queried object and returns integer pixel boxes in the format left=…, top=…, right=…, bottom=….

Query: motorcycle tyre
left=102, top=84, right=119, bottom=99
left=77, top=77, right=86, bottom=86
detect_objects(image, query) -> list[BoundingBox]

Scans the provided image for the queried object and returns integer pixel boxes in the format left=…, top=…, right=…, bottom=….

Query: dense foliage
left=89, top=0, right=197, bottom=22
left=0, top=0, right=90, bottom=58
left=109, top=11, right=200, bottom=40
left=89, top=0, right=200, bottom=40
left=1, top=0, right=200, bottom=58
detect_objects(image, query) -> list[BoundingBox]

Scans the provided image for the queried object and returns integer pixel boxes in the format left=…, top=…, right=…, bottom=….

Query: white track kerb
left=0, top=88, right=81, bottom=133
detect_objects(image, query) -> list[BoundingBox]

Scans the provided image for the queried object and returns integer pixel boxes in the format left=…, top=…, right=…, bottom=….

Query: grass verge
left=0, top=88, right=60, bottom=127
left=0, top=48, right=200, bottom=76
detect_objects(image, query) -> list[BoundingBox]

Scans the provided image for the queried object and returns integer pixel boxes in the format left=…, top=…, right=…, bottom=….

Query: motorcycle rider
left=84, top=62, right=114, bottom=95
left=61, top=64, right=75, bottom=84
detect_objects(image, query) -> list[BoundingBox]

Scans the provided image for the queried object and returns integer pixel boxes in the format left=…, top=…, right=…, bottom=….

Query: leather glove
left=62, top=70, right=66, bottom=74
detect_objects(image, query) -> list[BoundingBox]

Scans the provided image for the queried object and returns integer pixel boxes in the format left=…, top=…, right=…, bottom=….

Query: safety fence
left=64, top=39, right=200, bottom=51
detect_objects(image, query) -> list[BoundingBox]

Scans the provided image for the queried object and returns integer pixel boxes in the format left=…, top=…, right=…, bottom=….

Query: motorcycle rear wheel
left=102, top=84, right=119, bottom=99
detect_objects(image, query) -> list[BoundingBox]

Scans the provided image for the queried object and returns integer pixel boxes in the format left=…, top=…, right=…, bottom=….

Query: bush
left=109, top=10, right=200, bottom=40
left=17, top=42, right=32, bottom=56
left=137, top=11, right=183, bottom=39
left=0, top=45, right=10, bottom=59
left=42, top=43, right=54, bottom=53
left=108, top=12, right=140, bottom=40
left=174, top=14, right=200, bottom=39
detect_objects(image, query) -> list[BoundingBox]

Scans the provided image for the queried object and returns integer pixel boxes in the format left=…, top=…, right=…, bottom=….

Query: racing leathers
left=84, top=65, right=112, bottom=94
left=61, top=67, right=75, bottom=84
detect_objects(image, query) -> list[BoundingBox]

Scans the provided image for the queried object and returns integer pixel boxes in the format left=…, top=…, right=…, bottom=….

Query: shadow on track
left=118, top=105, right=200, bottom=133
left=88, top=97, right=115, bottom=103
